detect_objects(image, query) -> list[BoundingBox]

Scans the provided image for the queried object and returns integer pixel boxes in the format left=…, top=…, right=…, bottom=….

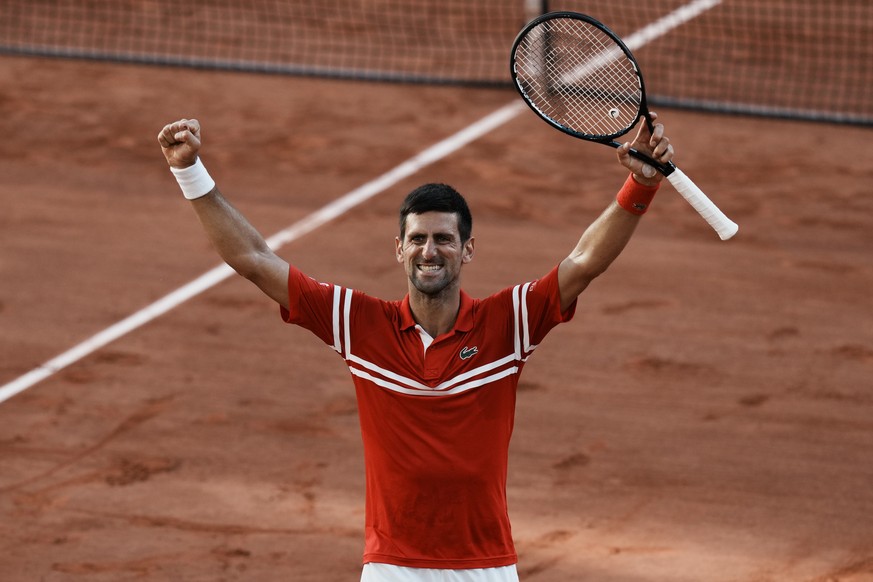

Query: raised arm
left=157, top=119, right=290, bottom=308
left=557, top=112, right=673, bottom=312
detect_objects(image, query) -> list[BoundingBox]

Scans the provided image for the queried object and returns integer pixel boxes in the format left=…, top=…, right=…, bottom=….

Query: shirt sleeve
left=524, top=264, right=576, bottom=346
left=278, top=265, right=337, bottom=347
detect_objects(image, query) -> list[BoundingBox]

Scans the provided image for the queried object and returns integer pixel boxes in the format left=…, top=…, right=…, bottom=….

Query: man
left=158, top=112, right=673, bottom=582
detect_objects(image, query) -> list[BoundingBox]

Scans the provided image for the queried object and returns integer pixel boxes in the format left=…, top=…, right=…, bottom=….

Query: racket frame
left=510, top=11, right=673, bottom=176
left=510, top=11, right=739, bottom=240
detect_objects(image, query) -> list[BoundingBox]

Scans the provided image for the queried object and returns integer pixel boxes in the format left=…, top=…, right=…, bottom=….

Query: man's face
left=395, top=211, right=474, bottom=297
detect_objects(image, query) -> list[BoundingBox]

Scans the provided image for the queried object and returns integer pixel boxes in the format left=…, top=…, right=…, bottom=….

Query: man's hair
left=399, top=183, right=473, bottom=243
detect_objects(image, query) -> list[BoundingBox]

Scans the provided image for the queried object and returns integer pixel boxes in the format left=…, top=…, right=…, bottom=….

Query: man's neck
left=407, top=287, right=461, bottom=338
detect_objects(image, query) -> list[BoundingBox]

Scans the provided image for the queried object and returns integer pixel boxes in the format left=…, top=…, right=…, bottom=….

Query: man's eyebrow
left=407, top=230, right=457, bottom=240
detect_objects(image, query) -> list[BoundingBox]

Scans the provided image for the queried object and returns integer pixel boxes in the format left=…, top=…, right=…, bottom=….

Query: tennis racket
left=510, top=11, right=738, bottom=240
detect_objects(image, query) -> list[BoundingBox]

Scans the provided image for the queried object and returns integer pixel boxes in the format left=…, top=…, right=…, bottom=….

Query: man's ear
left=462, top=237, right=475, bottom=264
left=395, top=236, right=404, bottom=263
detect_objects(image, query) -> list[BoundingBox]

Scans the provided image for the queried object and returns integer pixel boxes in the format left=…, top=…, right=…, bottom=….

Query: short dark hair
left=399, top=183, right=473, bottom=243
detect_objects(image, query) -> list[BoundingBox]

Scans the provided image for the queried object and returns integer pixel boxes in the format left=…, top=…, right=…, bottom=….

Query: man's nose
left=422, top=238, right=438, bottom=259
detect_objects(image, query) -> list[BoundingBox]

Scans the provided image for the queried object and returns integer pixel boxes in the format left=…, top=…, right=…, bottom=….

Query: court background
left=1, top=4, right=872, bottom=582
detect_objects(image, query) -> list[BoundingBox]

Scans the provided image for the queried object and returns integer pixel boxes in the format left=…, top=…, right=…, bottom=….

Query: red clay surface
left=1, top=55, right=872, bottom=581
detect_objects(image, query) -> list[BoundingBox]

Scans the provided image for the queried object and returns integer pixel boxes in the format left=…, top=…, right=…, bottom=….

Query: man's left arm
left=557, top=112, right=674, bottom=312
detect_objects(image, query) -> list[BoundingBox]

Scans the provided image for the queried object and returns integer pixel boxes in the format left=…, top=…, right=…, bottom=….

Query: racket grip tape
left=666, top=169, right=739, bottom=240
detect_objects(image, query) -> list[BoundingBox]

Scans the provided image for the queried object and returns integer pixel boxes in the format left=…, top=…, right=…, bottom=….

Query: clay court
left=1, top=3, right=872, bottom=581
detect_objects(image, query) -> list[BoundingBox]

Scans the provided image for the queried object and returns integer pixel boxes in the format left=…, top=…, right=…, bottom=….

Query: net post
left=525, top=0, right=549, bottom=22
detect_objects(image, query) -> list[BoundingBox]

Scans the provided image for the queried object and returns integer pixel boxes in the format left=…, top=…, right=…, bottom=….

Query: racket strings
left=555, top=33, right=636, bottom=132
left=514, top=18, right=642, bottom=138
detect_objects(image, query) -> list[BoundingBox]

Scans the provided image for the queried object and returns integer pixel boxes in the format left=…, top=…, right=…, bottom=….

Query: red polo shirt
left=281, top=265, right=575, bottom=569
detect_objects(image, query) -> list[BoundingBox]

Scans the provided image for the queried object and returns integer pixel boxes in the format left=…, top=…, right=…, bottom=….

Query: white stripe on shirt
left=361, top=563, right=519, bottom=582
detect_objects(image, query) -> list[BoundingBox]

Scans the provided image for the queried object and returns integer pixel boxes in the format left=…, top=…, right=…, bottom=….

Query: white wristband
left=170, top=158, right=216, bottom=200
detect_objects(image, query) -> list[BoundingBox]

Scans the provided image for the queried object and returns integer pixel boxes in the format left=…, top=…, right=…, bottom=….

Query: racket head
left=510, top=12, right=650, bottom=142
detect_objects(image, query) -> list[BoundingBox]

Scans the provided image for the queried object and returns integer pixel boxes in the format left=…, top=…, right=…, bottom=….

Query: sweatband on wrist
left=616, top=173, right=660, bottom=215
left=170, top=158, right=215, bottom=200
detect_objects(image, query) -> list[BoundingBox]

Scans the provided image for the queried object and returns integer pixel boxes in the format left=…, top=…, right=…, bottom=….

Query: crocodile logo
left=459, top=346, right=479, bottom=360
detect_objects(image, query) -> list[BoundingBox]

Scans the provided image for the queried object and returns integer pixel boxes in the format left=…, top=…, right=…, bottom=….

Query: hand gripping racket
left=510, top=12, right=738, bottom=240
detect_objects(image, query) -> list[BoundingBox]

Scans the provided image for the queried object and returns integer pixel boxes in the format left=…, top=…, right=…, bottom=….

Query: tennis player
left=158, top=113, right=673, bottom=582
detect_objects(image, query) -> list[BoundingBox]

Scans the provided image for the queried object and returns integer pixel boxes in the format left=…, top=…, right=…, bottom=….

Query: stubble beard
left=409, top=266, right=457, bottom=299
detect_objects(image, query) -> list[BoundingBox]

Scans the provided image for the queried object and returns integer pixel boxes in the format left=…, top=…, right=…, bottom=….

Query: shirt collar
left=399, top=290, right=474, bottom=334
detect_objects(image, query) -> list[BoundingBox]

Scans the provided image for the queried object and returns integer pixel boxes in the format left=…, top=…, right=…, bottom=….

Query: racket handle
left=666, top=169, right=739, bottom=240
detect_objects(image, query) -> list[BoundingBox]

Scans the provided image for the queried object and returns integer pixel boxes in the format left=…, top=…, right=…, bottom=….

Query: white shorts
left=361, top=563, right=519, bottom=582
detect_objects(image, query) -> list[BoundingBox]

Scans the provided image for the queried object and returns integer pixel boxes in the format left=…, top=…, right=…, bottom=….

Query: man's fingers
left=157, top=119, right=203, bottom=170
left=158, top=124, right=187, bottom=147
left=157, top=125, right=176, bottom=147
left=654, top=142, right=673, bottom=162
left=178, top=118, right=200, bottom=137
left=157, top=119, right=203, bottom=151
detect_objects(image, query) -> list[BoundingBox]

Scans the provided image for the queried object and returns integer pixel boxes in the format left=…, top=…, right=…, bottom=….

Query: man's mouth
left=417, top=264, right=443, bottom=273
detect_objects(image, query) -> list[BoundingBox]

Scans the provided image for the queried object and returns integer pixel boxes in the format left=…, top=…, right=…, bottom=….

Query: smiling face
left=396, top=211, right=474, bottom=298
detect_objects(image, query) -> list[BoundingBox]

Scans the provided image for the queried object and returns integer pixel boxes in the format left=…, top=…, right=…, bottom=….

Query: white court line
left=623, top=0, right=722, bottom=51
left=561, top=0, right=723, bottom=84
left=0, top=0, right=721, bottom=404
left=0, top=102, right=526, bottom=404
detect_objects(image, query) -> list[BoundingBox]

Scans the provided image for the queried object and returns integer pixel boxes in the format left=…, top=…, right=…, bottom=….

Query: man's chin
left=411, top=276, right=451, bottom=297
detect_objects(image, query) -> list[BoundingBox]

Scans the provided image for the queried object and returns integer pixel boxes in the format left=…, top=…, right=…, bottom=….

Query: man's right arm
left=158, top=119, right=290, bottom=309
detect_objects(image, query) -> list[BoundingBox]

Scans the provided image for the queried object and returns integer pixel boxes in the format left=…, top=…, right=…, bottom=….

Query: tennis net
left=1, top=0, right=870, bottom=126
